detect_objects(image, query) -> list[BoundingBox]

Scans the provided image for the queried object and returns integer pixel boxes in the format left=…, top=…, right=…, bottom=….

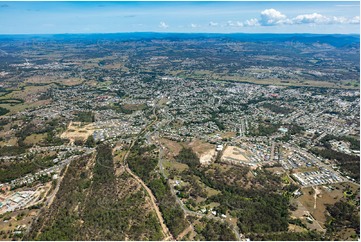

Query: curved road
left=120, top=106, right=174, bottom=241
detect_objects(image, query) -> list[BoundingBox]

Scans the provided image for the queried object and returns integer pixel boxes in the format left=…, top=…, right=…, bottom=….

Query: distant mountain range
left=0, top=32, right=359, bottom=47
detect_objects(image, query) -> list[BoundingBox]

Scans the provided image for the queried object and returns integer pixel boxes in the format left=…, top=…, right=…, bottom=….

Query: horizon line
left=0, top=32, right=360, bottom=36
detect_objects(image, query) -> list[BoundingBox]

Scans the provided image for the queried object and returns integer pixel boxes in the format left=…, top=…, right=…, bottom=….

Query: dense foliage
left=0, top=145, right=26, bottom=156
left=194, top=217, right=237, bottom=241
left=27, top=144, right=163, bottom=241
left=0, top=156, right=54, bottom=182
left=175, top=147, right=200, bottom=168
left=26, top=154, right=92, bottom=240
left=74, top=111, right=94, bottom=122
left=84, top=135, right=95, bottom=147
left=176, top=148, right=290, bottom=235
left=326, top=200, right=360, bottom=239
left=249, top=231, right=323, bottom=241
left=0, top=107, right=9, bottom=116
left=320, top=134, right=360, bottom=150
left=128, top=144, right=158, bottom=183
left=128, top=143, right=189, bottom=237
left=262, top=103, right=293, bottom=114
left=148, top=177, right=189, bottom=237
left=248, top=121, right=281, bottom=137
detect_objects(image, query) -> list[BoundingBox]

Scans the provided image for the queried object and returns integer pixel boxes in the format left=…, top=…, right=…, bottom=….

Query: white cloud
left=227, top=21, right=244, bottom=27
left=292, top=13, right=360, bottom=25
left=331, top=16, right=349, bottom=24
left=349, top=16, right=360, bottom=24
left=240, top=9, right=360, bottom=27
left=198, top=9, right=358, bottom=30
left=335, top=4, right=360, bottom=7
left=292, top=13, right=330, bottom=24
left=244, top=18, right=260, bottom=27
left=159, top=21, right=169, bottom=29
left=209, top=21, right=219, bottom=27
left=260, top=8, right=289, bottom=26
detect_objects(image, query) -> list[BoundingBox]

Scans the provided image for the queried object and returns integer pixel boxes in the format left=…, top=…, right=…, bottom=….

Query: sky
left=0, top=1, right=359, bottom=34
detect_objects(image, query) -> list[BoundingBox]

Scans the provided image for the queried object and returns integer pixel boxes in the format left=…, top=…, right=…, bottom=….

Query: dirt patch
left=0, top=137, right=18, bottom=147
left=222, top=146, right=249, bottom=162
left=199, top=149, right=216, bottom=165
left=265, top=166, right=286, bottom=175
left=122, top=103, right=147, bottom=111
left=60, top=121, right=95, bottom=143
left=297, top=185, right=344, bottom=228
left=159, top=138, right=184, bottom=157
left=26, top=76, right=83, bottom=86
left=220, top=132, right=236, bottom=139
left=288, top=224, right=307, bottom=233
left=189, top=139, right=214, bottom=156
left=290, top=199, right=325, bottom=232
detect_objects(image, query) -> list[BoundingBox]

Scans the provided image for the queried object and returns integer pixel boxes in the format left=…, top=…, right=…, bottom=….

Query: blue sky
left=0, top=1, right=359, bottom=34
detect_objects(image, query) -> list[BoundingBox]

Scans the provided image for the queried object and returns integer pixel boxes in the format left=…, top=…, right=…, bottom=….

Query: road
left=176, top=224, right=194, bottom=240
left=158, top=146, right=244, bottom=241
left=123, top=103, right=245, bottom=240
left=125, top=166, right=173, bottom=240
left=120, top=105, right=173, bottom=241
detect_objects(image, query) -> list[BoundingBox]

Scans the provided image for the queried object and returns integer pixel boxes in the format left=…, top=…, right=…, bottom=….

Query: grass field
left=159, top=138, right=185, bottom=157
left=25, top=76, right=83, bottom=86
left=0, top=100, right=51, bottom=115
left=189, top=139, right=214, bottom=157
left=24, top=134, right=47, bottom=146
left=297, top=182, right=358, bottom=228
left=0, top=137, right=18, bottom=147
left=220, top=132, right=237, bottom=139
left=122, top=103, right=147, bottom=111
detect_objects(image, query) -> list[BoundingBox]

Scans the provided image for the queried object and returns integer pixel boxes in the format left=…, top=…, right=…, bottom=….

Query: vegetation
left=26, top=154, right=92, bottom=240
left=248, top=121, right=281, bottom=137
left=262, top=103, right=293, bottom=114
left=27, top=144, right=164, bottom=241
left=0, top=156, right=54, bottom=183
left=128, top=144, right=158, bottom=183
left=79, top=144, right=163, bottom=240
left=128, top=142, right=189, bottom=237
left=111, top=103, right=147, bottom=114
left=326, top=200, right=360, bottom=239
left=311, top=148, right=360, bottom=181
left=148, top=177, right=189, bottom=237
left=175, top=147, right=200, bottom=168
left=44, top=131, right=67, bottom=146
left=194, top=217, right=237, bottom=241
left=0, top=107, right=9, bottom=116
left=320, top=134, right=360, bottom=150
left=175, top=148, right=290, bottom=236
left=249, top=231, right=323, bottom=241
left=0, top=145, right=27, bottom=156
left=74, top=111, right=94, bottom=122
left=84, top=135, right=95, bottom=147
left=209, top=111, right=225, bottom=131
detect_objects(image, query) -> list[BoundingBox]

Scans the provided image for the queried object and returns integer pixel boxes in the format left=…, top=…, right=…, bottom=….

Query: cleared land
left=60, top=121, right=95, bottom=143
left=222, top=146, right=249, bottom=162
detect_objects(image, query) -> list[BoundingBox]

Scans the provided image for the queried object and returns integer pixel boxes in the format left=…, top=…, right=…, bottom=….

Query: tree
left=85, top=135, right=96, bottom=147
